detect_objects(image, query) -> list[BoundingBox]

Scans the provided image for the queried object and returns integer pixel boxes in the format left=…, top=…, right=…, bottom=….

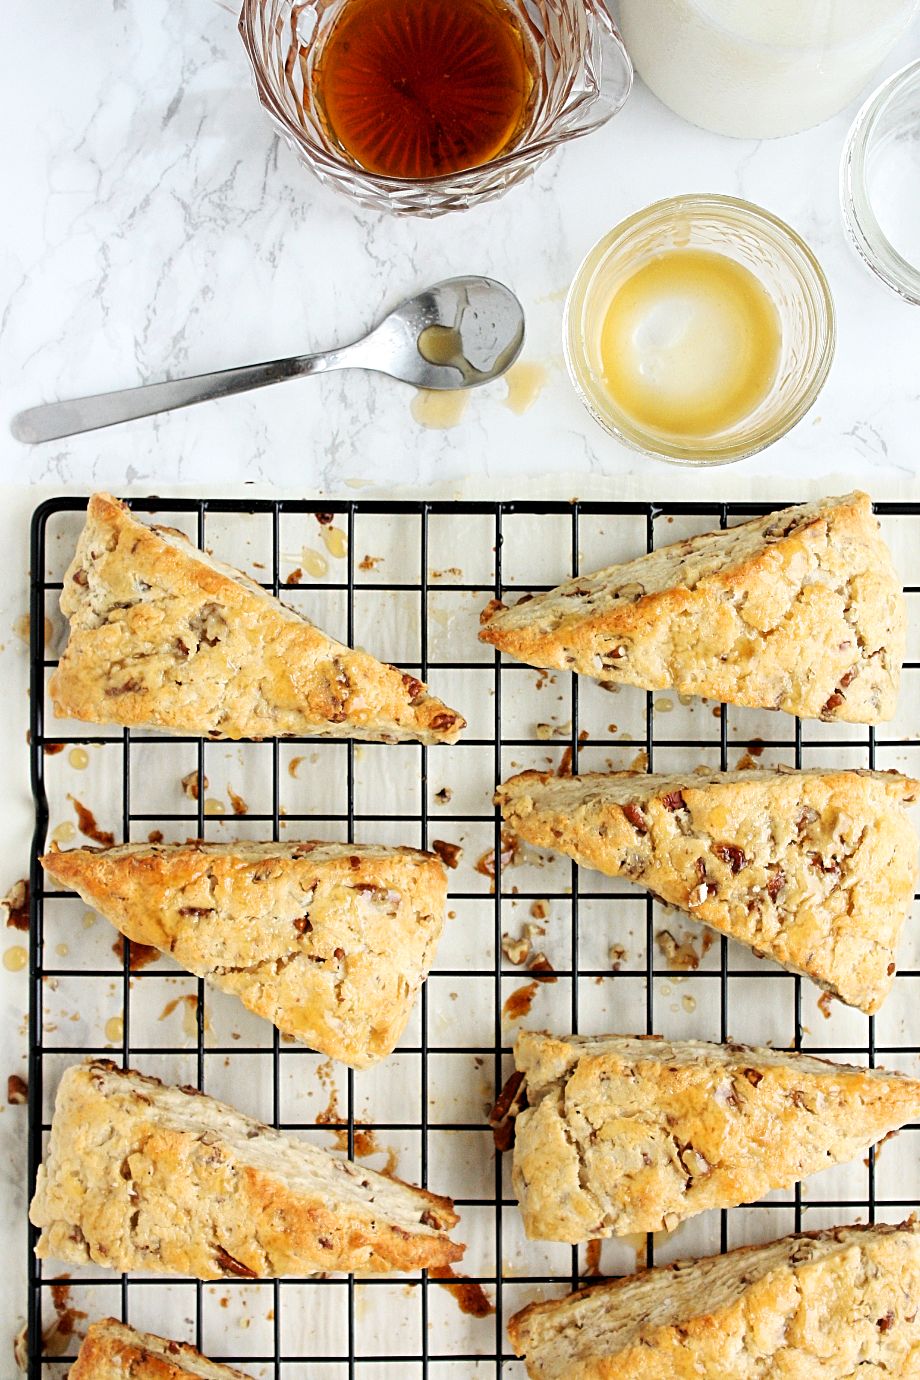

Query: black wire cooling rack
left=26, top=495, right=920, bottom=1377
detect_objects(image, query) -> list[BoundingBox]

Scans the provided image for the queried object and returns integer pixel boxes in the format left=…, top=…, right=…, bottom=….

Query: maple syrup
left=314, top=0, right=535, bottom=180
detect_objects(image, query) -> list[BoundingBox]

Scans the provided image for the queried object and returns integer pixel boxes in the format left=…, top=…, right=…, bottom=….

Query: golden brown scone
left=496, top=766, right=919, bottom=1012
left=508, top=1219, right=920, bottom=1379
left=50, top=493, right=465, bottom=743
left=70, top=1318, right=249, bottom=1379
left=512, top=1031, right=920, bottom=1242
left=480, top=493, right=904, bottom=723
left=30, top=1061, right=463, bottom=1278
left=41, top=840, right=447, bottom=1069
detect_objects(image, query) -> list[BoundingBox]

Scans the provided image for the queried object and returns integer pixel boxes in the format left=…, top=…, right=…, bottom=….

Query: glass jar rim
left=563, top=193, right=836, bottom=466
left=841, top=58, right=920, bottom=306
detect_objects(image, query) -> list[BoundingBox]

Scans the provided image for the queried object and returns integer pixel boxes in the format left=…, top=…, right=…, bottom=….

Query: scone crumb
left=529, top=952, right=557, bottom=983
left=656, top=928, right=713, bottom=971
left=583, top=1239, right=603, bottom=1277
left=609, top=943, right=628, bottom=971
left=476, top=830, right=521, bottom=879
left=7, top=1073, right=27, bottom=1104
left=502, top=932, right=531, bottom=966
left=2, top=879, right=29, bottom=932
left=181, top=770, right=207, bottom=800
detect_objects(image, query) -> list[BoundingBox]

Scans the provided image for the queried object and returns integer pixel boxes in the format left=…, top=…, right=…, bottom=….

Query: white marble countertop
left=3, top=1, right=920, bottom=1370
left=2, top=2, right=920, bottom=496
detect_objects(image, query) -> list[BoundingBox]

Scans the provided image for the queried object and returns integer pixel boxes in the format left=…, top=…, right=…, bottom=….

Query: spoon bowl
left=357, top=276, right=525, bottom=390
left=11, top=275, right=525, bottom=444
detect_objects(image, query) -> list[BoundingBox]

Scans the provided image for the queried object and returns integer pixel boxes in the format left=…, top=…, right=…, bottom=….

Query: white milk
left=616, top=0, right=918, bottom=138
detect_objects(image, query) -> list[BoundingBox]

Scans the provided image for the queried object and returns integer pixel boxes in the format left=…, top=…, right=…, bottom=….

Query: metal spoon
left=11, top=275, right=525, bottom=444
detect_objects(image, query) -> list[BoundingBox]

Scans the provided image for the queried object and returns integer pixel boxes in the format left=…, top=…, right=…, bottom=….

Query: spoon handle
left=10, top=350, right=342, bottom=443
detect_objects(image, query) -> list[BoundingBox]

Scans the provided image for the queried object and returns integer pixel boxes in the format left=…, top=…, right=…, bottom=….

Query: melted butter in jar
left=599, top=248, right=781, bottom=440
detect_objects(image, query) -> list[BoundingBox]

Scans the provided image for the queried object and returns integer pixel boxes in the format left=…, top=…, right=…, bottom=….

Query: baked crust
left=512, top=1031, right=920, bottom=1241
left=41, top=840, right=448, bottom=1069
left=50, top=494, right=465, bottom=743
left=480, top=493, right=905, bottom=723
left=29, top=1060, right=463, bottom=1278
left=508, top=1219, right=920, bottom=1379
left=70, top=1318, right=250, bottom=1379
left=496, top=766, right=919, bottom=1012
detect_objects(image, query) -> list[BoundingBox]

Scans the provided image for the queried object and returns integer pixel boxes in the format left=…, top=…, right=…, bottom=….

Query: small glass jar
left=564, top=195, right=836, bottom=466
left=842, top=60, right=920, bottom=305
left=238, top=0, right=633, bottom=217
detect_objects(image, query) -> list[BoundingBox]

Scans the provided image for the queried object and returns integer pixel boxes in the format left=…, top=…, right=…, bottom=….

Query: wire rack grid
left=26, top=495, right=920, bottom=1378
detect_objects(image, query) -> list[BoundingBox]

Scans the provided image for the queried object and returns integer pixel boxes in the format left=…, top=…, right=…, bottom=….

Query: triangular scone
left=30, top=1061, right=463, bottom=1278
left=508, top=1219, right=920, bottom=1380
left=71, top=1319, right=250, bottom=1380
left=50, top=493, right=465, bottom=743
left=496, top=767, right=919, bottom=1012
left=41, top=841, right=447, bottom=1069
left=480, top=492, right=904, bottom=723
left=512, top=1031, right=920, bottom=1242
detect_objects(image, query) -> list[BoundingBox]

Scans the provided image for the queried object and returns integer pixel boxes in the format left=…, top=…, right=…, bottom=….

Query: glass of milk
left=615, top=0, right=918, bottom=138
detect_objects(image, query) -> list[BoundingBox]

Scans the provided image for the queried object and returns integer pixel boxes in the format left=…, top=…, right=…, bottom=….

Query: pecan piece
left=711, top=843, right=747, bottom=873
left=429, top=711, right=460, bottom=733
left=402, top=673, right=425, bottom=701
left=766, top=869, right=785, bottom=902
left=820, top=691, right=844, bottom=719
left=105, top=678, right=143, bottom=696
left=479, top=598, right=506, bottom=624
left=214, top=1245, right=258, bottom=1278
left=623, top=802, right=648, bottom=834
left=808, top=852, right=840, bottom=876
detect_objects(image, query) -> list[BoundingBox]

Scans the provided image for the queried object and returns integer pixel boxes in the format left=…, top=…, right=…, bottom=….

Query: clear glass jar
left=564, top=195, right=836, bottom=466
left=239, top=0, right=633, bottom=217
left=616, top=0, right=918, bottom=139
left=842, top=60, right=920, bottom=305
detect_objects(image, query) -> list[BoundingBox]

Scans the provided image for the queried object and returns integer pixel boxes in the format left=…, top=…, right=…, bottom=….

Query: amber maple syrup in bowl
left=239, top=0, right=633, bottom=215
left=313, top=0, right=535, bottom=180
